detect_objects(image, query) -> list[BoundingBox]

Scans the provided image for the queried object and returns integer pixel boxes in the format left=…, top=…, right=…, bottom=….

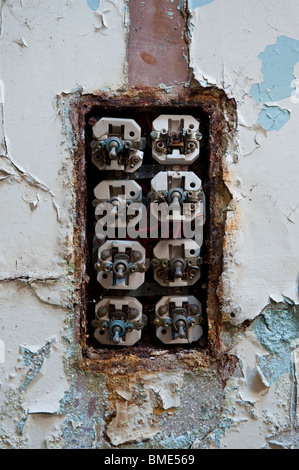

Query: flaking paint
left=251, top=35, right=299, bottom=130
left=0, top=0, right=299, bottom=450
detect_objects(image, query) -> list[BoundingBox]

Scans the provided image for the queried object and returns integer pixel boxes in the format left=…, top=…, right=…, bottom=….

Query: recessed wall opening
left=69, top=88, right=234, bottom=370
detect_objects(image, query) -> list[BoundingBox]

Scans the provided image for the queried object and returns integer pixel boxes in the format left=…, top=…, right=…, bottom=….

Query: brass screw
left=101, top=249, right=110, bottom=260
left=132, top=250, right=142, bottom=261
left=128, top=308, right=138, bottom=319
left=97, top=306, right=107, bottom=317
left=190, top=304, right=199, bottom=314
left=158, top=306, right=168, bottom=316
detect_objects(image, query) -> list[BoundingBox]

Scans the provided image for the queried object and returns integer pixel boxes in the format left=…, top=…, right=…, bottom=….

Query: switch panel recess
left=70, top=89, right=232, bottom=366
left=88, top=110, right=206, bottom=349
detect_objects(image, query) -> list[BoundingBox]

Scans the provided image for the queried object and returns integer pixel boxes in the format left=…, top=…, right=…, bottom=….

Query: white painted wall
left=189, top=0, right=299, bottom=448
left=0, top=0, right=127, bottom=448
left=190, top=0, right=299, bottom=321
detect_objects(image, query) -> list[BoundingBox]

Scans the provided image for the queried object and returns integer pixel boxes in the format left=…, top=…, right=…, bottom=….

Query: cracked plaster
left=0, top=0, right=298, bottom=450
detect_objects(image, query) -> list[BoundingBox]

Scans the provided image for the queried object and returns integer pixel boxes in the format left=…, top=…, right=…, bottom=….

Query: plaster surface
left=0, top=0, right=298, bottom=449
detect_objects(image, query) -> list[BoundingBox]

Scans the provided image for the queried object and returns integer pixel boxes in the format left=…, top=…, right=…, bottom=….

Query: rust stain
left=140, top=50, right=157, bottom=65
left=223, top=204, right=240, bottom=249
left=127, top=0, right=189, bottom=87
left=222, top=165, right=234, bottom=186
left=80, top=348, right=212, bottom=376
left=217, top=201, right=241, bottom=324
left=68, top=86, right=237, bottom=374
left=217, top=354, right=239, bottom=389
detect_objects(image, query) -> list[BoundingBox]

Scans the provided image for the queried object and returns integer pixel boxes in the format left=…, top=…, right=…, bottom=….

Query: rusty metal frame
left=68, top=86, right=236, bottom=374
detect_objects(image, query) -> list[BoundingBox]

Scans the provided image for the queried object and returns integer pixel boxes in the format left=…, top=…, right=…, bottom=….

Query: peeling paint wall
left=188, top=0, right=299, bottom=448
left=188, top=1, right=299, bottom=318
left=0, top=0, right=299, bottom=450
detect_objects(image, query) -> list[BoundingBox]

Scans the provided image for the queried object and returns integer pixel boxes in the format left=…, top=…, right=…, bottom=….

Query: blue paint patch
left=251, top=36, right=299, bottom=103
left=177, top=0, right=184, bottom=12
left=257, top=353, right=291, bottom=386
left=252, top=303, right=299, bottom=384
left=189, top=0, right=215, bottom=8
left=86, top=0, right=100, bottom=11
left=178, top=1, right=216, bottom=40
left=251, top=36, right=299, bottom=131
left=71, top=85, right=84, bottom=94
left=253, top=304, right=299, bottom=355
left=258, top=104, right=290, bottom=131
left=20, top=339, right=55, bottom=392
left=18, top=410, right=29, bottom=435
left=124, top=5, right=130, bottom=27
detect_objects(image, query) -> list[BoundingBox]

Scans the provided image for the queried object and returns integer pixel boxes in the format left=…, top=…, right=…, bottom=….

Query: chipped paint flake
left=20, top=339, right=56, bottom=392
left=251, top=36, right=299, bottom=104
left=124, top=4, right=130, bottom=27
left=158, top=83, right=174, bottom=93
left=251, top=35, right=299, bottom=130
left=22, top=189, right=40, bottom=210
left=252, top=303, right=299, bottom=385
left=258, top=104, right=290, bottom=131
left=106, top=372, right=184, bottom=446
left=106, top=400, right=160, bottom=446
left=149, top=372, right=184, bottom=410
left=13, top=37, right=28, bottom=48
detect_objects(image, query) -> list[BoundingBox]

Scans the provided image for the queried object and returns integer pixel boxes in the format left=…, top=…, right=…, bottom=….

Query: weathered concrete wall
left=0, top=0, right=298, bottom=449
